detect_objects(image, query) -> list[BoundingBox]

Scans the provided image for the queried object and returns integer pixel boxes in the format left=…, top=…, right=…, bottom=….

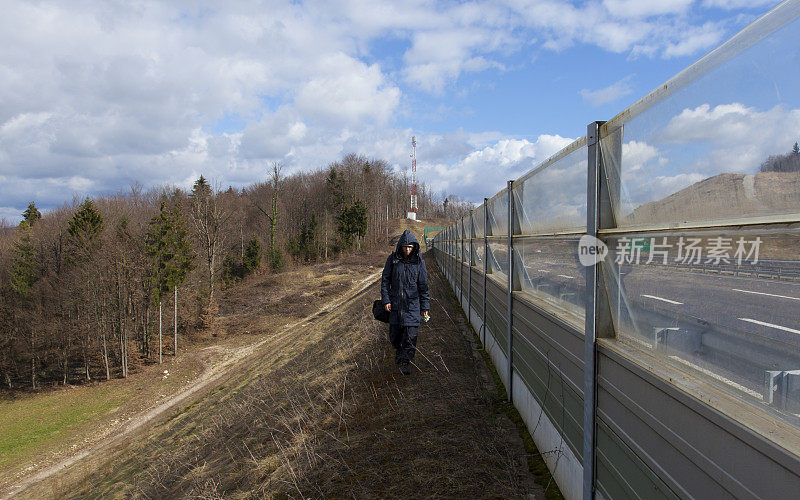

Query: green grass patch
left=0, top=384, right=128, bottom=471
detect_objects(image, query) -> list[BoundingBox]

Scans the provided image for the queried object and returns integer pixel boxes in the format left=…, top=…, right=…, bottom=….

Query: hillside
left=625, top=170, right=800, bottom=226
left=2, top=219, right=555, bottom=499
left=0, top=254, right=385, bottom=496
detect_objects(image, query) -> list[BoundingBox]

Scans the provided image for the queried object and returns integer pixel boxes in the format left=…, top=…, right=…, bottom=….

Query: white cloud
left=580, top=76, right=635, bottom=106
left=621, top=140, right=660, bottom=171
left=660, top=102, right=800, bottom=175
left=662, top=22, right=727, bottom=58
left=701, top=0, right=777, bottom=10
left=418, top=135, right=574, bottom=201
left=603, top=0, right=693, bottom=18
left=402, top=28, right=512, bottom=93
left=0, top=1, right=778, bottom=222
left=662, top=103, right=800, bottom=150
left=295, top=53, right=400, bottom=124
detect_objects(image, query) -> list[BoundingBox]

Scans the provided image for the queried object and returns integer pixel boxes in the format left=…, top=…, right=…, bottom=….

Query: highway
left=511, top=247, right=800, bottom=421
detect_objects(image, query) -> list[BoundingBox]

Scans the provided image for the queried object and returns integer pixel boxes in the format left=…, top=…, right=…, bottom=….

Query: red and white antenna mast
left=407, top=135, right=418, bottom=220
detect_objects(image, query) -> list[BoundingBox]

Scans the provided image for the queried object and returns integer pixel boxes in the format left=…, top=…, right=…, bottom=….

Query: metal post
left=483, top=198, right=488, bottom=348
left=506, top=180, right=514, bottom=403
left=583, top=121, right=604, bottom=500
left=468, top=210, right=473, bottom=327
left=460, top=217, right=464, bottom=309
left=450, top=227, right=453, bottom=282
left=174, top=285, right=178, bottom=355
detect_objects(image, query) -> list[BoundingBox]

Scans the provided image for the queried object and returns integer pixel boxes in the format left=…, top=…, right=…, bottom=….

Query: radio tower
left=407, top=135, right=418, bottom=220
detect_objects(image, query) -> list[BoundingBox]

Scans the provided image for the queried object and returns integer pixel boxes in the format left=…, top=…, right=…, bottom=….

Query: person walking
left=381, top=229, right=430, bottom=375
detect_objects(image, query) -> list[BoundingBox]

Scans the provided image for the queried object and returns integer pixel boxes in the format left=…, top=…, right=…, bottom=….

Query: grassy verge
left=0, top=356, right=206, bottom=480
left=446, top=284, right=564, bottom=499
left=0, top=385, right=123, bottom=470
left=473, top=334, right=564, bottom=500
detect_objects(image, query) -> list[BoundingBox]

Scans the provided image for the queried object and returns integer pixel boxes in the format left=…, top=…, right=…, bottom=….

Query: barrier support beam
left=583, top=121, right=615, bottom=500
left=506, top=180, right=514, bottom=403
left=468, top=209, right=473, bottom=327
left=483, top=198, right=488, bottom=347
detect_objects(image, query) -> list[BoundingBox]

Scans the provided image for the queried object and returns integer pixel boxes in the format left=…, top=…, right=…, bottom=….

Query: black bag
left=372, top=299, right=390, bottom=323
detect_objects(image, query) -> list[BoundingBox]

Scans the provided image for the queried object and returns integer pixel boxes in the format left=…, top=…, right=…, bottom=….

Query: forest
left=0, top=153, right=473, bottom=391
left=760, top=141, right=800, bottom=173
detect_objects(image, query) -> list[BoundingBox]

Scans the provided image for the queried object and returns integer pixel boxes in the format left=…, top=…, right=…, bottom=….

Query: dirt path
left=11, top=248, right=545, bottom=498
left=1, top=270, right=381, bottom=500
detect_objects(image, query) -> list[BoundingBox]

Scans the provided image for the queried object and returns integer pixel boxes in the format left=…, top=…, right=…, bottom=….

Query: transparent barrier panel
left=472, top=239, right=485, bottom=267
left=515, top=138, right=588, bottom=235
left=488, top=240, right=509, bottom=280
left=602, top=226, right=800, bottom=428
left=516, top=236, right=587, bottom=318
left=474, top=204, right=486, bottom=238
left=602, top=9, right=800, bottom=229
left=488, top=191, right=509, bottom=237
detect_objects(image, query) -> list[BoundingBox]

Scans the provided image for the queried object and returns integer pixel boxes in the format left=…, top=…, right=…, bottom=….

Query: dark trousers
left=389, top=324, right=418, bottom=364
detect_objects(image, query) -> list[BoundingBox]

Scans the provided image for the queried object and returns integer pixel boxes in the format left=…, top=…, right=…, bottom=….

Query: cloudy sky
left=0, top=0, right=783, bottom=223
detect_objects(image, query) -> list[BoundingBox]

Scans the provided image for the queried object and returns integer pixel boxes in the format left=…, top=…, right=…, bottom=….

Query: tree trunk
left=83, top=321, right=91, bottom=382
left=121, top=326, right=127, bottom=378
left=102, top=331, right=110, bottom=381
left=209, top=251, right=215, bottom=310
left=62, top=328, right=69, bottom=386
left=174, top=286, right=178, bottom=356
left=145, top=307, right=150, bottom=360
left=158, top=301, right=163, bottom=364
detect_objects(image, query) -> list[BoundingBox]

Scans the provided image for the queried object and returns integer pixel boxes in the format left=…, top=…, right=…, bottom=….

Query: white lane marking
left=537, top=269, right=549, bottom=273
left=641, top=294, right=683, bottom=305
left=669, top=356, right=762, bottom=400
left=732, top=288, right=800, bottom=302
left=558, top=274, right=575, bottom=279
left=738, top=318, right=800, bottom=335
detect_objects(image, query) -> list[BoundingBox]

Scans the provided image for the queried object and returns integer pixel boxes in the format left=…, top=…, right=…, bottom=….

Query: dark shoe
left=399, top=362, right=411, bottom=375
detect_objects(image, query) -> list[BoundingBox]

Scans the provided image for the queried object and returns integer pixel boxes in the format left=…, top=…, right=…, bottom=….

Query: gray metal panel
left=512, top=297, right=585, bottom=391
left=469, top=267, right=483, bottom=323
left=597, top=345, right=800, bottom=499
left=512, top=337, right=585, bottom=458
left=595, top=419, right=678, bottom=500
left=485, top=277, right=509, bottom=354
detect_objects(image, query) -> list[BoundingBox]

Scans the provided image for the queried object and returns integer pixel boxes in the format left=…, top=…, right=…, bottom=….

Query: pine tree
left=146, top=202, right=195, bottom=361
left=337, top=200, right=368, bottom=250
left=67, top=198, right=104, bottom=258
left=243, top=237, right=262, bottom=273
left=9, top=222, right=40, bottom=387
left=22, top=202, right=41, bottom=226
left=793, top=141, right=799, bottom=156
left=66, top=198, right=106, bottom=378
left=9, top=222, right=38, bottom=298
left=188, top=176, right=229, bottom=327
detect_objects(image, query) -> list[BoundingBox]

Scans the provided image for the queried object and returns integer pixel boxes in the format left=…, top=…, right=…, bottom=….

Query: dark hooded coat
left=381, top=230, right=430, bottom=326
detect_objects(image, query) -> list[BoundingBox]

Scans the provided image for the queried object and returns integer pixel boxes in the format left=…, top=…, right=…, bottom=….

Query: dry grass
left=17, top=249, right=543, bottom=499
left=0, top=256, right=382, bottom=498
